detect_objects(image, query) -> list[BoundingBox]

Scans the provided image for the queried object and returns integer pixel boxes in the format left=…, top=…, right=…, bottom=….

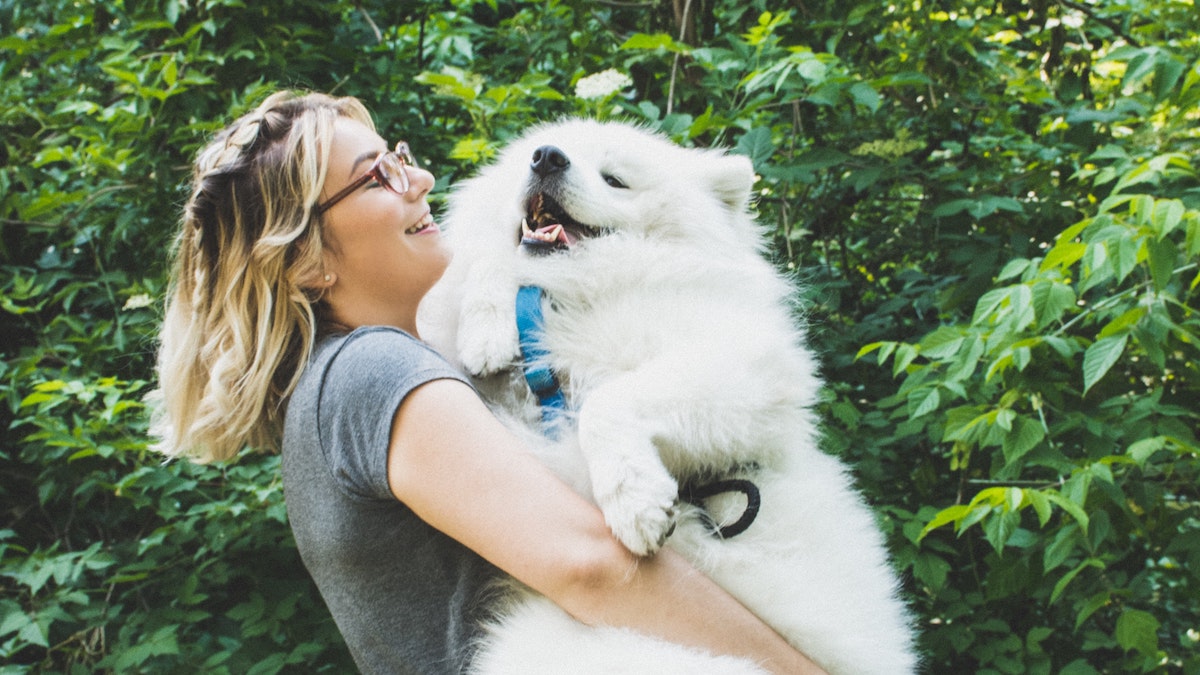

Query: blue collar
left=515, top=286, right=566, bottom=432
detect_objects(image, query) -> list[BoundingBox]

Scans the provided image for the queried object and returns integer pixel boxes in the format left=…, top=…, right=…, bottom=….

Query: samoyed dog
left=420, top=120, right=917, bottom=674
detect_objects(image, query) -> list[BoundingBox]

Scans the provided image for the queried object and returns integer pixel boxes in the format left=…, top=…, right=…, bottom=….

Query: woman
left=152, top=90, right=825, bottom=674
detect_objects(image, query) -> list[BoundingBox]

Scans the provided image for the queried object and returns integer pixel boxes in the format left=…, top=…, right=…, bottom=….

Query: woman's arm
left=387, top=378, right=826, bottom=675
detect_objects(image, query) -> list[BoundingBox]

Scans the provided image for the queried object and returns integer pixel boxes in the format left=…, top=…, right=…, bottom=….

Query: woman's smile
left=405, top=211, right=438, bottom=235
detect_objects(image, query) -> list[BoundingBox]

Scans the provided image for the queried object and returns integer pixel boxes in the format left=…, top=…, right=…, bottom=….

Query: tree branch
left=1056, top=0, right=1142, bottom=48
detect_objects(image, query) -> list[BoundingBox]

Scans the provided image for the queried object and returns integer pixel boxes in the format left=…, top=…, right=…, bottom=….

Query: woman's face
left=318, top=116, right=450, bottom=330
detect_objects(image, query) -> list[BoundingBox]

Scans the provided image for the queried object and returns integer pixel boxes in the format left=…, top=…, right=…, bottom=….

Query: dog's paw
left=457, top=312, right=520, bottom=376
left=595, top=469, right=680, bottom=556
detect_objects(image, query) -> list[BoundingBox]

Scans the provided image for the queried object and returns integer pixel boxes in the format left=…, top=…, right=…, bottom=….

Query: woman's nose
left=406, top=165, right=435, bottom=200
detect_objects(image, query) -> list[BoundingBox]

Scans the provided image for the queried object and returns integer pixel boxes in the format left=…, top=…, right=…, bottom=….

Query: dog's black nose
left=531, top=145, right=570, bottom=176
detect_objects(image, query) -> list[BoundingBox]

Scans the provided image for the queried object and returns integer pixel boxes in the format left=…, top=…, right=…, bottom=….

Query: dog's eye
left=603, top=174, right=627, bottom=189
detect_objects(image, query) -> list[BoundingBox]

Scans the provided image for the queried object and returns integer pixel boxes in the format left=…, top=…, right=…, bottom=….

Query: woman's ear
left=298, top=245, right=340, bottom=291
left=298, top=269, right=336, bottom=291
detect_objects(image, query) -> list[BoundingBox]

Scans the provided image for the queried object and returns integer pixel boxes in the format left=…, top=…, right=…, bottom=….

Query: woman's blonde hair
left=150, top=90, right=374, bottom=462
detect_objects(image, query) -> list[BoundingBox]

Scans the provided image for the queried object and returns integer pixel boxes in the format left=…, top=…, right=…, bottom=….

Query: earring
left=324, top=274, right=332, bottom=283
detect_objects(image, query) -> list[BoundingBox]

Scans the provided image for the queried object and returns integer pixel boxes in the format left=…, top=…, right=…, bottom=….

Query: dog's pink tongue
left=532, top=224, right=577, bottom=246
left=537, top=224, right=578, bottom=246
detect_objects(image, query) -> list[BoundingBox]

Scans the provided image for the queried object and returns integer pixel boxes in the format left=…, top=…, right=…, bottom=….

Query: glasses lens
left=377, top=152, right=410, bottom=195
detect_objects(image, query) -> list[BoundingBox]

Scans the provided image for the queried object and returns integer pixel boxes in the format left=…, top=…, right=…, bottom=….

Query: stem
left=666, top=0, right=693, bottom=117
left=355, top=2, right=383, bottom=43
left=1053, top=262, right=1198, bottom=338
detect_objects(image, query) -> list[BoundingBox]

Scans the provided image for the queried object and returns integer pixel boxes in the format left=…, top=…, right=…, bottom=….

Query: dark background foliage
left=2, top=0, right=1197, bottom=672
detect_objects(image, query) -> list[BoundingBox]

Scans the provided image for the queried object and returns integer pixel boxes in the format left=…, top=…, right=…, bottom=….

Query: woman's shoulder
left=313, top=325, right=465, bottom=393
left=318, top=325, right=438, bottom=366
left=284, top=325, right=471, bottom=499
left=322, top=324, right=423, bottom=353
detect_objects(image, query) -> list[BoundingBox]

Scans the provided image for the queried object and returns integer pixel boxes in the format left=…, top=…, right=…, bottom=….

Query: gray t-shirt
left=282, top=326, right=500, bottom=674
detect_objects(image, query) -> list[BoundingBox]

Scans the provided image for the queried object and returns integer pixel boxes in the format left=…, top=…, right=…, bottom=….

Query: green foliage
left=860, top=153, right=1200, bottom=671
left=2, top=0, right=1197, bottom=672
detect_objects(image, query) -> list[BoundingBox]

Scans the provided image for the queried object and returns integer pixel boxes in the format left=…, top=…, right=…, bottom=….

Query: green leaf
left=1075, top=591, right=1112, bottom=631
left=161, top=57, right=178, bottom=87
left=854, top=341, right=887, bottom=361
left=1152, top=199, right=1185, bottom=238
left=1002, top=416, right=1045, bottom=465
left=908, top=386, right=941, bottom=418
left=1031, top=281, right=1076, bottom=329
left=997, top=258, right=1031, bottom=281
left=1110, top=232, right=1141, bottom=283
left=0, top=600, right=30, bottom=639
left=19, top=619, right=50, bottom=648
left=893, top=343, right=919, bottom=376
left=912, top=553, right=951, bottom=588
left=1114, top=609, right=1160, bottom=656
left=960, top=503, right=993, bottom=532
left=1060, top=660, right=1102, bottom=675
left=1097, top=306, right=1146, bottom=339
left=1044, top=524, right=1080, bottom=572
left=1025, top=489, right=1051, bottom=527
left=1041, top=240, right=1087, bottom=272
left=1145, top=236, right=1178, bottom=291
left=1050, top=558, right=1104, bottom=604
left=933, top=196, right=1024, bottom=220
left=734, top=127, right=775, bottom=167
left=848, top=81, right=881, bottom=111
left=972, top=287, right=1009, bottom=325
left=619, top=33, right=686, bottom=53
left=983, top=509, right=1020, bottom=554
left=919, top=504, right=971, bottom=540
left=1153, top=55, right=1187, bottom=102
left=1082, top=335, right=1127, bottom=394
left=1045, top=491, right=1090, bottom=534
left=869, top=71, right=932, bottom=88
left=1127, top=436, right=1166, bottom=465
left=107, top=624, right=180, bottom=670
left=944, top=336, right=984, bottom=383
left=919, top=327, right=965, bottom=360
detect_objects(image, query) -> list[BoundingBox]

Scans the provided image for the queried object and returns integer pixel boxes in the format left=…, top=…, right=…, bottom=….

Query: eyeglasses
left=317, top=141, right=416, bottom=214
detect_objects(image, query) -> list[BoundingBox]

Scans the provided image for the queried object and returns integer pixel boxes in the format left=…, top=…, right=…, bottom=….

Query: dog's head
left=476, top=120, right=759, bottom=255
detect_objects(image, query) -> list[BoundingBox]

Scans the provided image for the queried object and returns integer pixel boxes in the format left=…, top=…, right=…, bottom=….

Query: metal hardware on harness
left=681, top=478, right=762, bottom=539
left=515, top=285, right=566, bottom=431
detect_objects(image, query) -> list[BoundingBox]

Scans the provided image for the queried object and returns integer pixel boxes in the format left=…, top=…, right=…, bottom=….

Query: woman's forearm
left=555, top=541, right=827, bottom=675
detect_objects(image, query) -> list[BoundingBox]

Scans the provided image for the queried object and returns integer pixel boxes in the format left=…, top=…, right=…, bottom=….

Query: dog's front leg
left=575, top=337, right=815, bottom=556
left=576, top=372, right=681, bottom=557
left=455, top=253, right=522, bottom=377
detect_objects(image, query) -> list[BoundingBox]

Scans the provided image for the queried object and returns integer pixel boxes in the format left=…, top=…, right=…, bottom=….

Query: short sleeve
left=315, top=327, right=469, bottom=500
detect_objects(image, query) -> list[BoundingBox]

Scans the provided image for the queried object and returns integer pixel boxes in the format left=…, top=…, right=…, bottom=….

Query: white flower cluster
left=574, top=69, right=632, bottom=100
left=123, top=293, right=153, bottom=310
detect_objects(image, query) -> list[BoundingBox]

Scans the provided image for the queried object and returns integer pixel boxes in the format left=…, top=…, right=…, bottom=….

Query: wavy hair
left=150, top=91, right=373, bottom=462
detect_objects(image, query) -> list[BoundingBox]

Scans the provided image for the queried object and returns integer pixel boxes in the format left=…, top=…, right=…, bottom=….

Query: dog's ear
left=705, top=153, right=756, bottom=211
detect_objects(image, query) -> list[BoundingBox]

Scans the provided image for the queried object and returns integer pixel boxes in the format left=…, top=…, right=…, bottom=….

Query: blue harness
left=515, top=285, right=567, bottom=430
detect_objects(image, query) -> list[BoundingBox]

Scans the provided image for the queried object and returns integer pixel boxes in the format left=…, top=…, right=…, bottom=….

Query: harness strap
left=515, top=285, right=566, bottom=430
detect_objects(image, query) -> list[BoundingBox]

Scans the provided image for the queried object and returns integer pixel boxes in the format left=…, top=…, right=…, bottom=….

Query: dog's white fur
left=420, top=120, right=917, bottom=674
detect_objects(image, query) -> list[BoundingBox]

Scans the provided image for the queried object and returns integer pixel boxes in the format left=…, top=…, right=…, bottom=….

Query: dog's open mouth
left=520, top=193, right=601, bottom=253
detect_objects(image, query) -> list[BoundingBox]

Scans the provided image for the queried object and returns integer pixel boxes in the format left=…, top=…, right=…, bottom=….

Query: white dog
left=420, top=120, right=917, bottom=674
